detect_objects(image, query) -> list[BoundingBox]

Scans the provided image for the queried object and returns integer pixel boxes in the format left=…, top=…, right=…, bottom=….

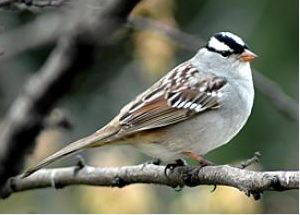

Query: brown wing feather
left=118, top=62, right=227, bottom=134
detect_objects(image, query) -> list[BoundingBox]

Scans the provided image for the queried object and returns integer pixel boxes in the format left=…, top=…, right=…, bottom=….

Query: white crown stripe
left=208, top=37, right=233, bottom=52
left=221, top=32, right=245, bottom=46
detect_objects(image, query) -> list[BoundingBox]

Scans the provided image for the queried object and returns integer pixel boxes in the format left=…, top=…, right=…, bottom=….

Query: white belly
left=134, top=81, right=254, bottom=161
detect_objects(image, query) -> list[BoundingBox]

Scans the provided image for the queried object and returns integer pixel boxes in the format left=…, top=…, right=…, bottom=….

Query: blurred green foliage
left=0, top=0, right=298, bottom=213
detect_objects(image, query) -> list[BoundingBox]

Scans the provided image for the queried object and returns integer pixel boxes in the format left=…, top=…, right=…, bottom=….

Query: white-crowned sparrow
left=23, top=32, right=257, bottom=177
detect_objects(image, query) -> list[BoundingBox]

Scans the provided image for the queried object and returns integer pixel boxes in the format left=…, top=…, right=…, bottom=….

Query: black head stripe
left=214, top=33, right=247, bottom=54
left=205, top=45, right=232, bottom=57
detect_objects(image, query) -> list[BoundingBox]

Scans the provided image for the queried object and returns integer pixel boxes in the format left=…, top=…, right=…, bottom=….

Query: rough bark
left=0, top=164, right=298, bottom=200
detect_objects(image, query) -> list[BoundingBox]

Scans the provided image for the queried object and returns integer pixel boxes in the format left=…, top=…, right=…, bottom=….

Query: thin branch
left=237, top=152, right=261, bottom=169
left=0, top=0, right=141, bottom=187
left=0, top=0, right=67, bottom=10
left=0, top=12, right=66, bottom=61
left=0, top=0, right=15, bottom=7
left=129, top=16, right=298, bottom=121
left=0, top=164, right=298, bottom=200
left=252, top=71, right=299, bottom=120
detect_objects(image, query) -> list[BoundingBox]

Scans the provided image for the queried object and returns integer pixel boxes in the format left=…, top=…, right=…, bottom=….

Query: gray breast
left=163, top=79, right=254, bottom=155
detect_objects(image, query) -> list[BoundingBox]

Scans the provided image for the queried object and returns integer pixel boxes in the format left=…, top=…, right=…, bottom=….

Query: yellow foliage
left=79, top=147, right=160, bottom=213
left=28, top=129, right=62, bottom=164
left=131, top=0, right=178, bottom=80
left=80, top=185, right=159, bottom=213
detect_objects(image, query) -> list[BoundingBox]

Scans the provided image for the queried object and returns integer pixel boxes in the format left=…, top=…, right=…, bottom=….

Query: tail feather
left=22, top=132, right=107, bottom=178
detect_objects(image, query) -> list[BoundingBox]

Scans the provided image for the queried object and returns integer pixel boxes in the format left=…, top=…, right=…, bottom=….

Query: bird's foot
left=181, top=151, right=216, bottom=190
left=164, top=159, right=187, bottom=177
left=164, top=159, right=187, bottom=192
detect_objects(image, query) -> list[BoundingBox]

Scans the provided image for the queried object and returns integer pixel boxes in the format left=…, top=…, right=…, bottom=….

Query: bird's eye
left=220, top=51, right=231, bottom=58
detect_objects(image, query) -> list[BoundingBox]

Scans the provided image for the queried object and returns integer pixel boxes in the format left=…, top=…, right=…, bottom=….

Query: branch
left=0, top=0, right=141, bottom=187
left=0, top=164, right=298, bottom=199
left=129, top=17, right=298, bottom=121
left=0, top=12, right=65, bottom=61
left=0, top=1, right=68, bottom=60
left=0, top=0, right=67, bottom=10
left=252, top=71, right=299, bottom=120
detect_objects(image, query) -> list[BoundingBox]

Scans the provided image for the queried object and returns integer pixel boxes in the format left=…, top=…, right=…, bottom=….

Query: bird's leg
left=182, top=151, right=216, bottom=167
left=181, top=151, right=217, bottom=190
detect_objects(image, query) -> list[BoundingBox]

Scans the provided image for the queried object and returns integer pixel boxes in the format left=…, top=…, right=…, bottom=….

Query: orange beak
left=239, top=49, right=258, bottom=62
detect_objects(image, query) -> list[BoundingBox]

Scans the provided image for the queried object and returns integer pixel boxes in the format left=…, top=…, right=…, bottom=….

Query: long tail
left=22, top=130, right=114, bottom=178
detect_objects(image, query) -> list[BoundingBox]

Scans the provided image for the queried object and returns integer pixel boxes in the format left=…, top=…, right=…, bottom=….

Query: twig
left=129, top=16, right=298, bottom=121
left=238, top=152, right=261, bottom=169
left=253, top=71, right=299, bottom=121
left=0, top=13, right=65, bottom=61
left=0, top=164, right=298, bottom=200
left=0, top=0, right=67, bottom=9
left=0, top=0, right=15, bottom=7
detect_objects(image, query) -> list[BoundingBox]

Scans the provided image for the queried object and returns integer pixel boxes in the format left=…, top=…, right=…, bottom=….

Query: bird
left=22, top=32, right=257, bottom=177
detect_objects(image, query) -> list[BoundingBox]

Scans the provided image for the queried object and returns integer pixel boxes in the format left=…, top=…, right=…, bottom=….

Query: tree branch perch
left=0, top=164, right=298, bottom=200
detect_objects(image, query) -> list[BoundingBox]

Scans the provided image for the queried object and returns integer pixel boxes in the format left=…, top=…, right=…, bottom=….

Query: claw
left=164, top=159, right=186, bottom=177
left=112, top=177, right=128, bottom=188
left=74, top=154, right=86, bottom=175
left=210, top=185, right=217, bottom=192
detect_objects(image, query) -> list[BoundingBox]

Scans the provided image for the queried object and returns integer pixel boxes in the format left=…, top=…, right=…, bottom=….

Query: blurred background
left=0, top=0, right=298, bottom=213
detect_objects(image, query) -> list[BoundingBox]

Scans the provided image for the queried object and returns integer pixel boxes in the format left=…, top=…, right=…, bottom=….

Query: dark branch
left=0, top=0, right=67, bottom=10
left=0, top=0, right=141, bottom=187
left=0, top=164, right=298, bottom=199
left=0, top=0, right=15, bottom=7
left=252, top=71, right=299, bottom=120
